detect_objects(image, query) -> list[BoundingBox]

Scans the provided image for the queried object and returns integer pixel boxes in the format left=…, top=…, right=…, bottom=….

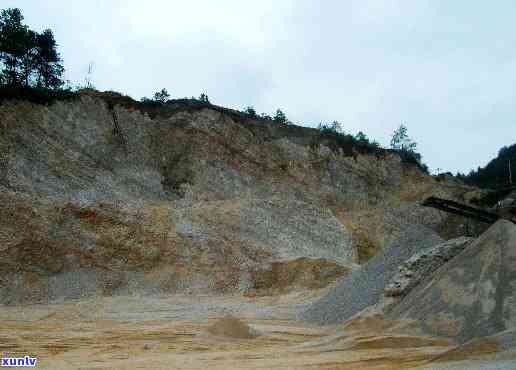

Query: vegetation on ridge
left=459, top=143, right=516, bottom=189
left=389, top=124, right=429, bottom=173
left=0, top=7, right=430, bottom=174
left=0, top=8, right=64, bottom=89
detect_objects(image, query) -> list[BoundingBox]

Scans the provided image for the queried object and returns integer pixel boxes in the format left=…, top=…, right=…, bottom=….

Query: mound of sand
left=206, top=315, right=257, bottom=339
left=300, top=225, right=443, bottom=325
left=389, top=220, right=516, bottom=343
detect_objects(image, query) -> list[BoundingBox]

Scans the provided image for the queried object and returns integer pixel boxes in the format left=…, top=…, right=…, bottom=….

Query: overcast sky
left=5, top=1, right=516, bottom=174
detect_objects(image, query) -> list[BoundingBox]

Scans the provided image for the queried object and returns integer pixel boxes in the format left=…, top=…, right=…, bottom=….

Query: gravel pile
left=300, top=225, right=443, bottom=325
left=388, top=220, right=516, bottom=343
left=384, top=236, right=473, bottom=298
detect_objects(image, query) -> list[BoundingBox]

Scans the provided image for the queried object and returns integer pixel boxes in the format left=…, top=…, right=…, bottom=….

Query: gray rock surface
left=384, top=236, right=473, bottom=297
left=300, top=225, right=443, bottom=325
left=389, top=220, right=516, bottom=343
left=0, top=96, right=481, bottom=303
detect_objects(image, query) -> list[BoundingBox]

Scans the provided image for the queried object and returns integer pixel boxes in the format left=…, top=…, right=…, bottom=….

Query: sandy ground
left=0, top=291, right=513, bottom=369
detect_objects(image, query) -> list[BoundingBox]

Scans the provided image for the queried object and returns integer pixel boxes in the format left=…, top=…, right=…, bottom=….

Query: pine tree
left=244, top=106, right=257, bottom=117
left=34, top=29, right=64, bottom=88
left=355, top=131, right=368, bottom=142
left=153, top=88, right=170, bottom=104
left=199, top=93, right=210, bottom=103
left=274, top=109, right=287, bottom=124
left=0, top=8, right=64, bottom=88
left=0, top=8, right=28, bottom=86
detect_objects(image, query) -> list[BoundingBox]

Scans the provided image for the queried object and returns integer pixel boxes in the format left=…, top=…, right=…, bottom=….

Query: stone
left=389, top=220, right=516, bottom=343
left=300, top=225, right=443, bottom=325
left=384, top=236, right=473, bottom=298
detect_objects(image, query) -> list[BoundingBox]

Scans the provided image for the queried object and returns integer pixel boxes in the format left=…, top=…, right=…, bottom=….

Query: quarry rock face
left=0, top=95, right=480, bottom=303
left=389, top=220, right=516, bottom=343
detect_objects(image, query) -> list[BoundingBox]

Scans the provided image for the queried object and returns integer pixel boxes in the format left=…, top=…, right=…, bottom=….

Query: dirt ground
left=0, top=290, right=511, bottom=369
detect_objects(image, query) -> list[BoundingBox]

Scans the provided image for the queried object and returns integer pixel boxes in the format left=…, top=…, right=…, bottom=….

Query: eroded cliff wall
left=0, top=95, right=481, bottom=303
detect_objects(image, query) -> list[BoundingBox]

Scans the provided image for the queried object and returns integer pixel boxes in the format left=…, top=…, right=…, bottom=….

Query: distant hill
left=461, top=143, right=516, bottom=189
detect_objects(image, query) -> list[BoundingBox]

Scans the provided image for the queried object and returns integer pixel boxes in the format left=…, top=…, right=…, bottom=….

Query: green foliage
left=153, top=88, right=170, bottom=104
left=260, top=112, right=273, bottom=121
left=390, top=124, right=417, bottom=152
left=34, top=29, right=64, bottom=88
left=355, top=131, right=367, bottom=142
left=397, top=149, right=429, bottom=174
left=389, top=124, right=428, bottom=173
left=318, top=121, right=343, bottom=134
left=199, top=92, right=210, bottom=103
left=0, top=8, right=64, bottom=88
left=244, top=105, right=257, bottom=117
left=0, top=8, right=26, bottom=86
left=0, top=85, right=78, bottom=105
left=274, top=108, right=287, bottom=124
left=314, top=121, right=381, bottom=157
left=463, top=143, right=516, bottom=189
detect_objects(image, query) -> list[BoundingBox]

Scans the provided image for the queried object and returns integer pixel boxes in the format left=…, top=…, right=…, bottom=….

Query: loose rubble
left=300, top=225, right=443, bottom=325
left=389, top=220, right=516, bottom=343
left=384, top=236, right=473, bottom=298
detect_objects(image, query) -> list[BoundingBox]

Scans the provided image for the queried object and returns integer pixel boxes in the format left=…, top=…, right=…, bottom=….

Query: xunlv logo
left=1, top=356, right=37, bottom=367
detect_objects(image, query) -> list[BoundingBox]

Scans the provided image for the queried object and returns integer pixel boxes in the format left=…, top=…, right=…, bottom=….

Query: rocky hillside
left=0, top=92, right=484, bottom=304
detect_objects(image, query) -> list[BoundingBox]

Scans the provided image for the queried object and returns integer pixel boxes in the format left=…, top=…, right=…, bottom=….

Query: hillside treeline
left=459, top=143, right=516, bottom=189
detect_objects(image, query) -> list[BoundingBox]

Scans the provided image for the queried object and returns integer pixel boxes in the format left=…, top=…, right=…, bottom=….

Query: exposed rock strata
left=0, top=95, right=482, bottom=303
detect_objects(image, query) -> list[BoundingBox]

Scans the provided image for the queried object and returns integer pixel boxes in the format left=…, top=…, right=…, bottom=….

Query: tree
left=464, top=143, right=516, bottom=189
left=20, top=29, right=38, bottom=86
left=390, top=124, right=428, bottom=173
left=260, top=112, right=272, bottom=121
left=34, top=29, right=64, bottom=88
left=330, top=120, right=342, bottom=133
left=0, top=8, right=64, bottom=88
left=274, top=108, right=287, bottom=124
left=355, top=131, right=368, bottom=142
left=199, top=93, right=210, bottom=103
left=390, top=124, right=417, bottom=152
left=318, top=121, right=343, bottom=134
left=0, top=8, right=28, bottom=86
left=244, top=106, right=257, bottom=117
left=153, top=88, right=170, bottom=104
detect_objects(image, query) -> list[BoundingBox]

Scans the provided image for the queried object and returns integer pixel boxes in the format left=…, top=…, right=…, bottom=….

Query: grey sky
left=5, top=1, right=516, bottom=174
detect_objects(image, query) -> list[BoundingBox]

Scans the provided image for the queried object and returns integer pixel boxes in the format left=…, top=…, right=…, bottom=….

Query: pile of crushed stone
left=300, top=225, right=443, bottom=325
left=389, top=220, right=516, bottom=343
left=384, top=236, right=473, bottom=298
left=206, top=315, right=258, bottom=339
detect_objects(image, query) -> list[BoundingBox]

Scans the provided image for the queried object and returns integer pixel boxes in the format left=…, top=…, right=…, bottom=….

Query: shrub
left=244, top=106, right=257, bottom=117
left=153, top=88, right=170, bottom=104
